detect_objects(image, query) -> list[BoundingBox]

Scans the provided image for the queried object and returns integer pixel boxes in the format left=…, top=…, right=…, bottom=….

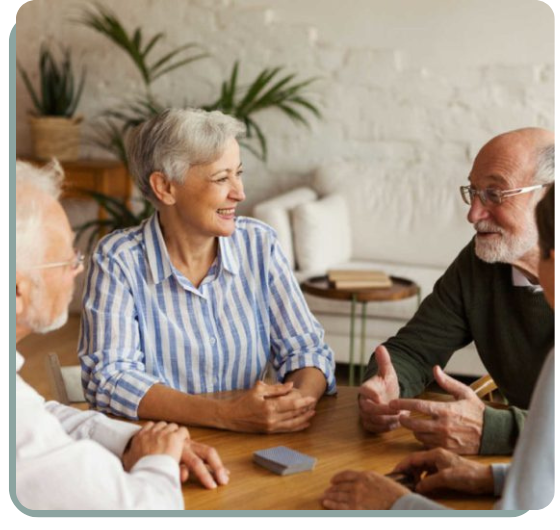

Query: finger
left=360, top=410, right=401, bottom=426
left=322, top=498, right=349, bottom=510
left=359, top=398, right=398, bottom=416
left=179, top=464, right=189, bottom=483
left=415, top=471, right=452, bottom=494
left=151, top=421, right=171, bottom=433
left=140, top=421, right=155, bottom=432
left=324, top=482, right=356, bottom=493
left=433, top=365, right=472, bottom=400
left=331, top=470, right=361, bottom=484
left=358, top=380, right=384, bottom=403
left=256, top=381, right=294, bottom=398
left=375, top=345, right=395, bottom=378
left=270, top=410, right=316, bottom=432
left=322, top=489, right=351, bottom=503
left=190, top=442, right=230, bottom=486
left=182, top=452, right=218, bottom=490
left=360, top=412, right=400, bottom=432
left=412, top=432, right=445, bottom=449
left=271, top=394, right=317, bottom=413
left=392, top=453, right=440, bottom=479
left=390, top=398, right=440, bottom=417
left=398, top=414, right=439, bottom=434
left=161, top=422, right=180, bottom=433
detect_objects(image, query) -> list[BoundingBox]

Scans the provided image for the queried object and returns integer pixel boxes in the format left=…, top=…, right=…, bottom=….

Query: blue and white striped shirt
left=78, top=214, right=336, bottom=419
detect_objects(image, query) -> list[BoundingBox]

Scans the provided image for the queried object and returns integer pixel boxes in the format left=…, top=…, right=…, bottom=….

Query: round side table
left=301, top=275, right=420, bottom=386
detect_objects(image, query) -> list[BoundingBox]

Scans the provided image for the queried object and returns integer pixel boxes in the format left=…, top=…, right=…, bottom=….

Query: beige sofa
left=253, top=162, right=486, bottom=377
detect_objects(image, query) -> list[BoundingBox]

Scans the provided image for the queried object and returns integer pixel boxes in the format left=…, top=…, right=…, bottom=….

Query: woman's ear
left=149, top=172, right=176, bottom=206
left=550, top=249, right=555, bottom=262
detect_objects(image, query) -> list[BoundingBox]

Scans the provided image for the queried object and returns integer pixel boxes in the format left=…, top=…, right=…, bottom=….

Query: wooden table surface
left=182, top=386, right=509, bottom=511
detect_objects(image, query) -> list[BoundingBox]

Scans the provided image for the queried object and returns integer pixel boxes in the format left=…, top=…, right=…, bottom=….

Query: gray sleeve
left=491, top=463, right=510, bottom=496
left=391, top=493, right=449, bottom=510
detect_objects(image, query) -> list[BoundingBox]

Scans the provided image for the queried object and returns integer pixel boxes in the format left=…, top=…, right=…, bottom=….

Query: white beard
left=474, top=219, right=539, bottom=264
left=22, top=276, right=71, bottom=334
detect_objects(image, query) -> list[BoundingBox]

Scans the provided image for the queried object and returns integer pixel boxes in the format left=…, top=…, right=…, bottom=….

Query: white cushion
left=292, top=194, right=352, bottom=272
left=313, top=163, right=474, bottom=268
left=253, top=187, right=318, bottom=269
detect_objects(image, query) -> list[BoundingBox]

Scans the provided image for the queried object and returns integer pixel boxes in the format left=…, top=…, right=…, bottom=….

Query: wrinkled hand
left=390, top=366, right=485, bottom=454
left=223, top=381, right=317, bottom=433
left=392, top=448, right=494, bottom=496
left=321, top=470, right=410, bottom=510
left=122, top=421, right=190, bottom=471
left=358, top=346, right=402, bottom=432
left=178, top=439, right=230, bottom=489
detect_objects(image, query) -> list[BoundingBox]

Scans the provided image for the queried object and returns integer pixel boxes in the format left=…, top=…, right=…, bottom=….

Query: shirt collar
left=143, top=213, right=175, bottom=284
left=511, top=267, right=543, bottom=292
left=144, top=213, right=240, bottom=284
left=16, top=350, right=24, bottom=372
left=218, top=233, right=240, bottom=275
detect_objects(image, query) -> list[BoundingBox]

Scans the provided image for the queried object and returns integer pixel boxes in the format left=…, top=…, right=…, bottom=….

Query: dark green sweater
left=363, top=239, right=554, bottom=455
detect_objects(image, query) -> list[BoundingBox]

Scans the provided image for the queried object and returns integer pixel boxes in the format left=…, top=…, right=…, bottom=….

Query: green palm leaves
left=77, top=4, right=207, bottom=88
left=79, top=3, right=321, bottom=162
left=205, top=62, right=321, bottom=160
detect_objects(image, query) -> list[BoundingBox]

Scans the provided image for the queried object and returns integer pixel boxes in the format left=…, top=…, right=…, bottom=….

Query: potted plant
left=18, top=43, right=87, bottom=161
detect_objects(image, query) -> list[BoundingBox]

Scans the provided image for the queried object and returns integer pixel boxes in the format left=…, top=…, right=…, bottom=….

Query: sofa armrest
left=253, top=187, right=318, bottom=269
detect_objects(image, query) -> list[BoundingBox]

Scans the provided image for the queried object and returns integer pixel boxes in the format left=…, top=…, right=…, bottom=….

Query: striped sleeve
left=266, top=232, right=337, bottom=394
left=78, top=246, right=162, bottom=419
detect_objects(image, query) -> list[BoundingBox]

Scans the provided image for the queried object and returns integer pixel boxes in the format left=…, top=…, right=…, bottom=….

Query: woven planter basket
left=29, top=116, right=83, bottom=161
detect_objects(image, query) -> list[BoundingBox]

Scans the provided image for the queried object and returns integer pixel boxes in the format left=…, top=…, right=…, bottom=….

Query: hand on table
left=392, top=447, right=494, bottom=496
left=122, top=421, right=229, bottom=489
left=222, top=381, right=317, bottom=433
left=321, top=470, right=410, bottom=510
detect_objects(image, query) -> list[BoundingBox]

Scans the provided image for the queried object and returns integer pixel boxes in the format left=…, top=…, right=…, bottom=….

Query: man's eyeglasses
left=460, top=183, right=551, bottom=206
left=30, top=249, right=85, bottom=271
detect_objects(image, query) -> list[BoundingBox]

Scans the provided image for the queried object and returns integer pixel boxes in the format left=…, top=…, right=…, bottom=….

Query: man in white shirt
left=15, top=159, right=229, bottom=510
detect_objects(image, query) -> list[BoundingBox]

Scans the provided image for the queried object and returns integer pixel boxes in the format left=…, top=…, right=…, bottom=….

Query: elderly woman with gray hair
left=79, top=108, right=336, bottom=433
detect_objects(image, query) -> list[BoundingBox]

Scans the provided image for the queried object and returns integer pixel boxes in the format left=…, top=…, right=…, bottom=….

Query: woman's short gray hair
left=16, top=159, right=64, bottom=270
left=127, top=108, right=246, bottom=205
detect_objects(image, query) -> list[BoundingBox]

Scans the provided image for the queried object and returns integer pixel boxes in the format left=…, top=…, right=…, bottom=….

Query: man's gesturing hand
left=179, top=439, right=230, bottom=489
left=358, top=346, right=402, bottom=432
left=390, top=366, right=485, bottom=454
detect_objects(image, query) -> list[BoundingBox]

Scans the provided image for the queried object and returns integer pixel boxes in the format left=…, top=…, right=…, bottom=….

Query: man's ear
left=550, top=249, right=555, bottom=263
left=15, top=271, right=29, bottom=317
left=149, top=172, right=176, bottom=206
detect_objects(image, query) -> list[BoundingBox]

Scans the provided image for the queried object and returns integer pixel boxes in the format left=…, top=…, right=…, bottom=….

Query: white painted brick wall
left=16, top=0, right=553, bottom=217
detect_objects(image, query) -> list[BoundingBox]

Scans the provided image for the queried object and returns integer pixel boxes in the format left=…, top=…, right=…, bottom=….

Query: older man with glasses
left=15, top=160, right=228, bottom=510
left=358, top=128, right=554, bottom=456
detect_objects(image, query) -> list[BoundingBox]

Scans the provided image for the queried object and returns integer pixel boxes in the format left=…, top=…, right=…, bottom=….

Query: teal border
left=8, top=15, right=528, bottom=517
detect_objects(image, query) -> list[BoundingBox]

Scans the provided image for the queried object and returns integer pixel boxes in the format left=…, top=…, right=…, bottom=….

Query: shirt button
left=210, top=337, right=216, bottom=345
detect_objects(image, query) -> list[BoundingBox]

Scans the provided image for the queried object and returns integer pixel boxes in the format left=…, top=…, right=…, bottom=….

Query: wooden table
left=301, top=276, right=420, bottom=385
left=182, top=387, right=508, bottom=511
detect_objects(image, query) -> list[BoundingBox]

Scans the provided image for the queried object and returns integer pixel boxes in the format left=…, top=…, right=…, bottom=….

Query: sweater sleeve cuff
left=479, top=406, right=518, bottom=455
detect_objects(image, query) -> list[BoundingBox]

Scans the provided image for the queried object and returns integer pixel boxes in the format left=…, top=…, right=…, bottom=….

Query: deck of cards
left=253, top=446, right=317, bottom=476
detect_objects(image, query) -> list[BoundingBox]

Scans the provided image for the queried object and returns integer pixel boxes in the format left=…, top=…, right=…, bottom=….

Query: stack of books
left=328, top=269, right=392, bottom=289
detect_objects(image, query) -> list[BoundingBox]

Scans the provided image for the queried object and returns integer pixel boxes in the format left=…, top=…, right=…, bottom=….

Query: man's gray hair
left=16, top=159, right=64, bottom=270
left=127, top=108, right=246, bottom=205
left=533, top=144, right=555, bottom=185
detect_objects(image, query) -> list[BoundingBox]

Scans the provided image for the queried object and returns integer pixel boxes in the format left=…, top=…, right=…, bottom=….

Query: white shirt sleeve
left=16, top=374, right=183, bottom=510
